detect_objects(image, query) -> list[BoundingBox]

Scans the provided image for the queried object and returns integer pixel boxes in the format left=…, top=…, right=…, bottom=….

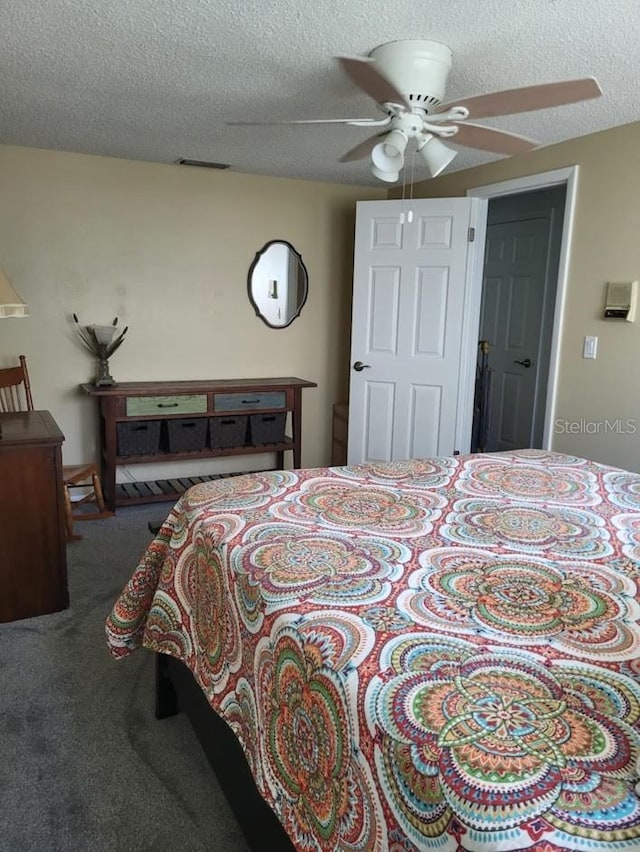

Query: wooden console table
left=83, top=377, right=317, bottom=511
left=0, top=410, right=69, bottom=622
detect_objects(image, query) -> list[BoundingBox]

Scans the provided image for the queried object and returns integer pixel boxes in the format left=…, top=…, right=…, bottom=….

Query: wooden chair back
left=0, top=354, right=112, bottom=538
left=0, top=355, right=34, bottom=412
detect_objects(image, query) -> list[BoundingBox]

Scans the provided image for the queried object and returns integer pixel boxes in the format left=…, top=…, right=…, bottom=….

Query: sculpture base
left=95, top=357, right=115, bottom=386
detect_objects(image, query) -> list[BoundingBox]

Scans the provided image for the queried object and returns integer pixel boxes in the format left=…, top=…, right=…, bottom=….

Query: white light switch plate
left=583, top=335, right=598, bottom=359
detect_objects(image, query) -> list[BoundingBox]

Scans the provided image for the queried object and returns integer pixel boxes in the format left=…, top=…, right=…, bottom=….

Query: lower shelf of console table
left=83, top=377, right=316, bottom=511
left=114, top=469, right=264, bottom=506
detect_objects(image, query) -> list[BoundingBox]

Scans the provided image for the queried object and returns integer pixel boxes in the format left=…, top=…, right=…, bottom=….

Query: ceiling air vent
left=175, top=158, right=230, bottom=169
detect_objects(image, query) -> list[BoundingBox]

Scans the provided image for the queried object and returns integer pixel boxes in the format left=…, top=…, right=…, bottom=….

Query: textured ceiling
left=1, top=0, right=639, bottom=186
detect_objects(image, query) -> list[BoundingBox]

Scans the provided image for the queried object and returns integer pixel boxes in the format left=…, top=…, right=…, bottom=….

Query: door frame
left=466, top=166, right=579, bottom=450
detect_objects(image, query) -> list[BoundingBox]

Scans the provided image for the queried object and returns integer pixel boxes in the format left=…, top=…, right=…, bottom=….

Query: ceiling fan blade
left=439, top=77, right=602, bottom=120
left=451, top=122, right=539, bottom=154
left=336, top=56, right=411, bottom=111
left=339, top=133, right=386, bottom=162
left=227, top=117, right=386, bottom=126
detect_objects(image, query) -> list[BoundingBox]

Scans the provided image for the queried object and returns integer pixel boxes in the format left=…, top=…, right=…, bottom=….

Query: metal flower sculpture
left=73, top=314, right=128, bottom=386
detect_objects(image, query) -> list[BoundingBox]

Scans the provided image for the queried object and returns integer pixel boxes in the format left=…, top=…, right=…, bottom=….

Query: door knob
left=353, top=361, right=371, bottom=372
left=513, top=358, right=532, bottom=368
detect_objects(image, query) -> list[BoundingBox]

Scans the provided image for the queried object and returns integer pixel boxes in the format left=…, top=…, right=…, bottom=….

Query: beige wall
left=0, top=145, right=383, bottom=477
left=4, top=124, right=639, bottom=476
left=400, top=121, right=640, bottom=472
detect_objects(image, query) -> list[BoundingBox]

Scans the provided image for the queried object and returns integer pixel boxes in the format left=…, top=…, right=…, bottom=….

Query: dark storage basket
left=209, top=415, right=249, bottom=449
left=249, top=412, right=287, bottom=445
left=165, top=418, right=208, bottom=453
left=117, top=420, right=162, bottom=456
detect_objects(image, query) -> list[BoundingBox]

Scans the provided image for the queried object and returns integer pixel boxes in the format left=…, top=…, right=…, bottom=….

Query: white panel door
left=348, top=198, right=487, bottom=464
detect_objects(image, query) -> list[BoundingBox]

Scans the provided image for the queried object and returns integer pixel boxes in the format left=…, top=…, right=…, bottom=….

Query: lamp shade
left=418, top=135, right=457, bottom=178
left=0, top=266, right=28, bottom=318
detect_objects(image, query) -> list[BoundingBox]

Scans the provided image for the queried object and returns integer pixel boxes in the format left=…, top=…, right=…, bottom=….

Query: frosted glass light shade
left=371, top=130, right=408, bottom=175
left=371, top=164, right=400, bottom=183
left=418, top=136, right=457, bottom=178
left=0, top=266, right=28, bottom=318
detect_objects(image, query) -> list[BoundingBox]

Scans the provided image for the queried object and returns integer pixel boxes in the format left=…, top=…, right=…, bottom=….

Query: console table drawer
left=126, top=394, right=208, bottom=416
left=213, top=391, right=286, bottom=412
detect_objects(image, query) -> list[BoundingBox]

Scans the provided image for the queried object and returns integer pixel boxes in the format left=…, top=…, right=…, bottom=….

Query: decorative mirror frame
left=247, top=239, right=309, bottom=329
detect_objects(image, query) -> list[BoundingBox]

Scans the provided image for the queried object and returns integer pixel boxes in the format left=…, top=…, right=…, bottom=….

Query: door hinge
left=468, top=227, right=475, bottom=242
left=453, top=449, right=460, bottom=456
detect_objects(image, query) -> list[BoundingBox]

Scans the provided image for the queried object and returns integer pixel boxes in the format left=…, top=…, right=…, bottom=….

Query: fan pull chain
left=399, top=165, right=408, bottom=225
left=406, top=147, right=417, bottom=223
left=399, top=146, right=417, bottom=224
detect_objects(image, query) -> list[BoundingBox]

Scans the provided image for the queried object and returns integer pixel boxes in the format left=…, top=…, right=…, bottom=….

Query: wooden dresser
left=0, top=410, right=69, bottom=622
left=83, top=377, right=317, bottom=511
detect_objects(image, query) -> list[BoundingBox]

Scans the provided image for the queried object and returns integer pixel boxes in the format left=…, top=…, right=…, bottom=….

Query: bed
left=106, top=449, right=640, bottom=851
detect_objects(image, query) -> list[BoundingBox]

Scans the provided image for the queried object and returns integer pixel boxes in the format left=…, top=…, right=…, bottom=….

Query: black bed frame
left=155, top=653, right=296, bottom=852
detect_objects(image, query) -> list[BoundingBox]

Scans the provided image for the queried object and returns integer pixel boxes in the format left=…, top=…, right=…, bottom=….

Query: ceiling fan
left=229, top=40, right=602, bottom=182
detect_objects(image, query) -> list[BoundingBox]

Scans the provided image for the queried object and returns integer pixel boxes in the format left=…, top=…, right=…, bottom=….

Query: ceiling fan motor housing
left=369, top=40, right=453, bottom=111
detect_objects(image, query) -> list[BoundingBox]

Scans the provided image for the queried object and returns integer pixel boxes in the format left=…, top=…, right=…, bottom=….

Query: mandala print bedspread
left=106, top=449, right=640, bottom=851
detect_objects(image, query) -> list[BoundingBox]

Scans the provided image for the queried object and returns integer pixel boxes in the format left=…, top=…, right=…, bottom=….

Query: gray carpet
left=1, top=504, right=249, bottom=852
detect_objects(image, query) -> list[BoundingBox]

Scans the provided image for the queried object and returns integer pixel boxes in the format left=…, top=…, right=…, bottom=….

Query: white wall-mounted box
left=604, top=280, right=637, bottom=321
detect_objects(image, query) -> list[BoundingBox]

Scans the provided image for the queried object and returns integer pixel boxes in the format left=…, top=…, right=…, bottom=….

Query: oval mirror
left=248, top=240, right=308, bottom=329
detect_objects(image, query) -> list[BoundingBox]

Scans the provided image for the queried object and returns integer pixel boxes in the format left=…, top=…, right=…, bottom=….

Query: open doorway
left=472, top=185, right=566, bottom=452
left=465, top=166, right=579, bottom=454
left=346, top=169, right=578, bottom=463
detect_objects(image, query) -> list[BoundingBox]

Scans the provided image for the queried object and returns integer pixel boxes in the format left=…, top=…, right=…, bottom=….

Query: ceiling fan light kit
left=229, top=39, right=602, bottom=184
